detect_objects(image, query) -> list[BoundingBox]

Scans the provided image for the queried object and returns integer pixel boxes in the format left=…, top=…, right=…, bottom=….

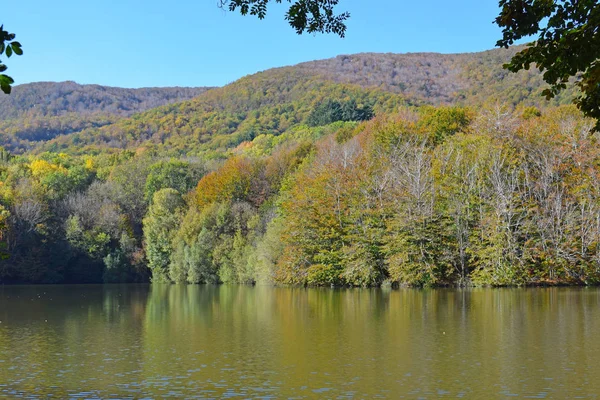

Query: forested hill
left=1, top=45, right=598, bottom=287
left=0, top=82, right=212, bottom=119
left=28, top=46, right=579, bottom=156
left=0, top=46, right=578, bottom=154
left=0, top=82, right=212, bottom=153
left=40, top=70, right=402, bottom=156
left=294, top=46, right=576, bottom=106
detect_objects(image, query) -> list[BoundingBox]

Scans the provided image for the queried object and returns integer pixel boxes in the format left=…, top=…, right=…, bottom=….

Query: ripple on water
left=2, top=286, right=600, bottom=398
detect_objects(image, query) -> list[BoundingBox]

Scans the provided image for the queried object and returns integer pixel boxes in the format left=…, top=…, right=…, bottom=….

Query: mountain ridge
left=0, top=81, right=214, bottom=119
left=0, top=46, right=579, bottom=154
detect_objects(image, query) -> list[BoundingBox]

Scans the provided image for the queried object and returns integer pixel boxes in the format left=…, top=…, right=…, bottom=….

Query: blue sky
left=3, top=1, right=507, bottom=88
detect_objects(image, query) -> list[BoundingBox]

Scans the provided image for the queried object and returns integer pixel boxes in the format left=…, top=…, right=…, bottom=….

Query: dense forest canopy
left=1, top=103, right=599, bottom=286
left=0, top=47, right=578, bottom=155
left=0, top=60, right=598, bottom=286
left=0, top=82, right=213, bottom=153
left=0, top=45, right=598, bottom=286
left=0, top=82, right=213, bottom=119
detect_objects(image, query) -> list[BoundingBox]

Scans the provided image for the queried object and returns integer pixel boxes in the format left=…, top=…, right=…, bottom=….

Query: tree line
left=1, top=102, right=599, bottom=286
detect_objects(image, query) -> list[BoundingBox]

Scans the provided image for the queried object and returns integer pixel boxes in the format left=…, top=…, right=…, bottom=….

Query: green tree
left=108, top=156, right=153, bottom=228
left=183, top=228, right=219, bottom=284
left=306, top=99, right=374, bottom=127
left=219, top=0, right=349, bottom=37
left=103, top=249, right=132, bottom=283
left=0, top=25, right=22, bottom=94
left=143, top=188, right=186, bottom=283
left=0, top=204, right=11, bottom=260
left=144, top=159, right=205, bottom=203
left=496, top=0, right=600, bottom=129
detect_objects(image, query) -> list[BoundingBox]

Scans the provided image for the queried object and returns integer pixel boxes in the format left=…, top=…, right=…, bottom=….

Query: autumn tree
left=195, top=156, right=262, bottom=208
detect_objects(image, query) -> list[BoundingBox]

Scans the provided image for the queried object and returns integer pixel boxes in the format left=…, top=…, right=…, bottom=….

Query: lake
left=0, top=285, right=599, bottom=398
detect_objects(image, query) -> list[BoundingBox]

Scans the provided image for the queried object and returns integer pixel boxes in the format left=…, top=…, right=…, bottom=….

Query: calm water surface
left=0, top=285, right=599, bottom=398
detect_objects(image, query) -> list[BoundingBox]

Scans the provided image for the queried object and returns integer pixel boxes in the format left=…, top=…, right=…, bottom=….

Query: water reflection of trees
left=0, top=285, right=150, bottom=396
left=1, top=286, right=600, bottom=397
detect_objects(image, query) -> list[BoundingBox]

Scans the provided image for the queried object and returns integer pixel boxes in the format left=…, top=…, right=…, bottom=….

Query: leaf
left=5, top=46, right=12, bottom=58
left=11, top=44, right=22, bottom=56
left=0, top=74, right=14, bottom=94
left=0, top=74, right=14, bottom=85
left=0, top=82, right=11, bottom=94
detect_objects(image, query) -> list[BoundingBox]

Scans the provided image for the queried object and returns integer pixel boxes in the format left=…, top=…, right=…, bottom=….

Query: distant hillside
left=294, top=46, right=576, bottom=106
left=0, top=82, right=212, bottom=152
left=41, top=70, right=402, bottom=156
left=0, top=81, right=212, bottom=119
left=0, top=46, right=580, bottom=154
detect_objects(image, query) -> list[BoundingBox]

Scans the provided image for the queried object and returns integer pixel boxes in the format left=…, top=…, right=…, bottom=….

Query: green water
left=0, top=285, right=599, bottom=398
